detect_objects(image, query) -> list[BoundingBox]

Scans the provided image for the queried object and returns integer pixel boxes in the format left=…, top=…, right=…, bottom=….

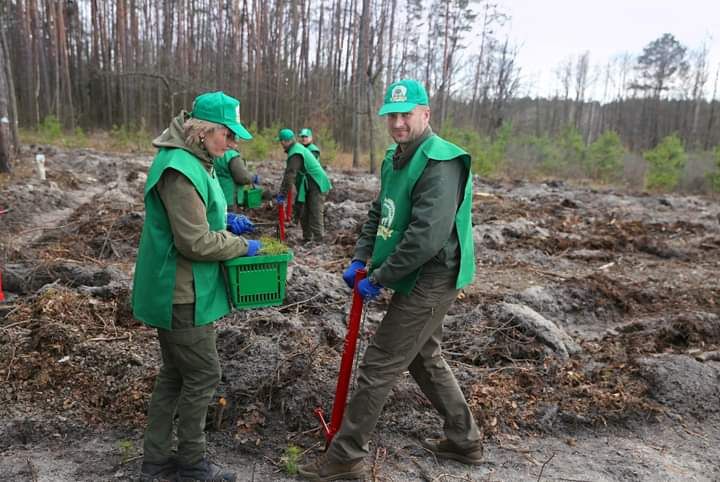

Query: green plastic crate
left=238, top=187, right=263, bottom=208
left=224, top=251, right=293, bottom=309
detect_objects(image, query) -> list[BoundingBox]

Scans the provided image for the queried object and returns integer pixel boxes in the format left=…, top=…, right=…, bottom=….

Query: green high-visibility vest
left=214, top=149, right=242, bottom=205
left=370, top=135, right=476, bottom=294
left=305, top=143, right=320, bottom=160
left=286, top=143, right=331, bottom=202
left=132, top=148, right=231, bottom=329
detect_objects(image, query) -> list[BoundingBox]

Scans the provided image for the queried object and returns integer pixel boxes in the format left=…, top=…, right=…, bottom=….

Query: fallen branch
left=300, top=441, right=323, bottom=457
left=5, top=343, right=17, bottom=382
left=85, top=334, right=131, bottom=343
left=371, top=446, right=387, bottom=481
left=277, top=293, right=323, bottom=311
left=527, top=267, right=573, bottom=279
left=432, top=474, right=472, bottom=482
left=537, top=452, right=556, bottom=481
left=0, top=319, right=31, bottom=331
left=120, top=455, right=143, bottom=464
left=26, top=458, right=38, bottom=482
left=286, top=426, right=322, bottom=441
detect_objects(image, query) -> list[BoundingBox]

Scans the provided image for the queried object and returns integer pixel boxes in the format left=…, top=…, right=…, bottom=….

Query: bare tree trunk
left=28, top=0, right=41, bottom=124
left=56, top=0, right=74, bottom=129
left=0, top=18, right=19, bottom=150
left=352, top=0, right=368, bottom=168
left=0, top=15, right=14, bottom=173
left=385, top=0, right=396, bottom=87
left=17, top=0, right=34, bottom=127
left=470, top=4, right=492, bottom=129
left=704, top=64, right=719, bottom=150
left=46, top=0, right=61, bottom=122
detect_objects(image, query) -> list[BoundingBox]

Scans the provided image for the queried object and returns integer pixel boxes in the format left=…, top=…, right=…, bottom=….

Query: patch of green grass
left=19, top=124, right=154, bottom=154
left=280, top=445, right=302, bottom=475
left=116, top=439, right=136, bottom=463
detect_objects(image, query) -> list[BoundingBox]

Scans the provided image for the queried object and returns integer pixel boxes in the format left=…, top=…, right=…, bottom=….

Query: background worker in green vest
left=275, top=128, right=332, bottom=243
left=133, top=91, right=261, bottom=482
left=299, top=79, right=483, bottom=481
left=213, top=148, right=260, bottom=210
left=298, top=127, right=321, bottom=162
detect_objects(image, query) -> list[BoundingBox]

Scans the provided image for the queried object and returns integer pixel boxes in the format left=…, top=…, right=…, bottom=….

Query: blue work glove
left=246, top=239, right=262, bottom=256
left=227, top=213, right=255, bottom=235
left=342, top=260, right=366, bottom=289
left=357, top=277, right=383, bottom=300
left=251, top=174, right=260, bottom=185
left=275, top=194, right=286, bottom=205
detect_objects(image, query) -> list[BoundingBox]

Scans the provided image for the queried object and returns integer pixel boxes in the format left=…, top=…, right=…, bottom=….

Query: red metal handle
left=278, top=202, right=286, bottom=241
left=317, top=268, right=367, bottom=444
left=286, top=189, right=293, bottom=224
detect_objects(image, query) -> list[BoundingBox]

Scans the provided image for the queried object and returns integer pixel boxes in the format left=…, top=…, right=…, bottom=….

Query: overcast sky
left=491, top=0, right=720, bottom=100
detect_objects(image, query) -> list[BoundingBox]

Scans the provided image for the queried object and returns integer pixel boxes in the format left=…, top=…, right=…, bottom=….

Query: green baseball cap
left=298, top=128, right=313, bottom=137
left=191, top=91, right=253, bottom=140
left=378, top=79, right=429, bottom=116
left=276, top=128, right=295, bottom=141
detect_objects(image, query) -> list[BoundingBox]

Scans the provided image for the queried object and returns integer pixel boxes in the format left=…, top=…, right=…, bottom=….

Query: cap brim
left=378, top=102, right=417, bottom=116
left=227, top=122, right=253, bottom=141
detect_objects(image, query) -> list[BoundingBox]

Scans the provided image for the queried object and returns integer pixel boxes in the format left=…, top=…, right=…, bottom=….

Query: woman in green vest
left=276, top=128, right=332, bottom=242
left=133, top=91, right=259, bottom=482
left=299, top=80, right=482, bottom=481
left=298, top=127, right=321, bottom=162
left=213, top=149, right=259, bottom=210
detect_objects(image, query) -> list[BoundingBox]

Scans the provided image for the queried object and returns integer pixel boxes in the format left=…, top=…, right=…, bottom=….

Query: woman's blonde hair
left=183, top=118, right=225, bottom=148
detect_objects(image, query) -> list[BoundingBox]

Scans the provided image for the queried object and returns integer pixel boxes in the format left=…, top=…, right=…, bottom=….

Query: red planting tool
left=315, top=268, right=367, bottom=445
left=278, top=201, right=286, bottom=241
left=285, top=189, right=293, bottom=224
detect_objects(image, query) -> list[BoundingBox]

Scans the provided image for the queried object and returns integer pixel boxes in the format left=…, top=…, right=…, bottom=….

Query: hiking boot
left=298, top=454, right=365, bottom=481
left=177, top=458, right=236, bottom=482
left=140, top=459, right=178, bottom=482
left=420, top=438, right=484, bottom=465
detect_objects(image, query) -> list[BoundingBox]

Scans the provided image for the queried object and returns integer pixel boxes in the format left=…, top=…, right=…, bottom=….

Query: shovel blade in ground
left=316, top=268, right=367, bottom=444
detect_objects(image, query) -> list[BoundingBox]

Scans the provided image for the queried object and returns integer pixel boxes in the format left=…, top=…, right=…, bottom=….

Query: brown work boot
left=298, top=454, right=365, bottom=481
left=420, top=438, right=484, bottom=465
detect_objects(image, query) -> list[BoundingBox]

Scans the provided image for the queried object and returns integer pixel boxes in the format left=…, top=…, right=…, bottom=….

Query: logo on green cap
left=378, top=79, right=429, bottom=116
left=391, top=86, right=408, bottom=103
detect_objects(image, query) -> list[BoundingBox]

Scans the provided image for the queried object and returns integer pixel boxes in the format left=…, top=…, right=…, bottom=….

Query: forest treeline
left=0, top=0, right=718, bottom=171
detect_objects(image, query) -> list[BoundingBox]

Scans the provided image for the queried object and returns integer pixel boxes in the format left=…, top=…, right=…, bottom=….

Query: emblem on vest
left=377, top=198, right=395, bottom=240
left=391, top=86, right=407, bottom=103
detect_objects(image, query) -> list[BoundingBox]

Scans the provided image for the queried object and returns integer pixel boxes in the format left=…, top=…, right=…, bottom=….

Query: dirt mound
left=638, top=354, right=720, bottom=419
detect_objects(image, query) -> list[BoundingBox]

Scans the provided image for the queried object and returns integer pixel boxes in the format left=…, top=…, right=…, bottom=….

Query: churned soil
left=1, top=146, right=719, bottom=481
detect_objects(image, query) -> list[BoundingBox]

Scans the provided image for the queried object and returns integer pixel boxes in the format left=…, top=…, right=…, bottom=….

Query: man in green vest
left=133, top=91, right=261, bottom=482
left=298, top=127, right=321, bottom=162
left=276, top=128, right=332, bottom=243
left=213, top=149, right=259, bottom=210
left=299, top=79, right=482, bottom=481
